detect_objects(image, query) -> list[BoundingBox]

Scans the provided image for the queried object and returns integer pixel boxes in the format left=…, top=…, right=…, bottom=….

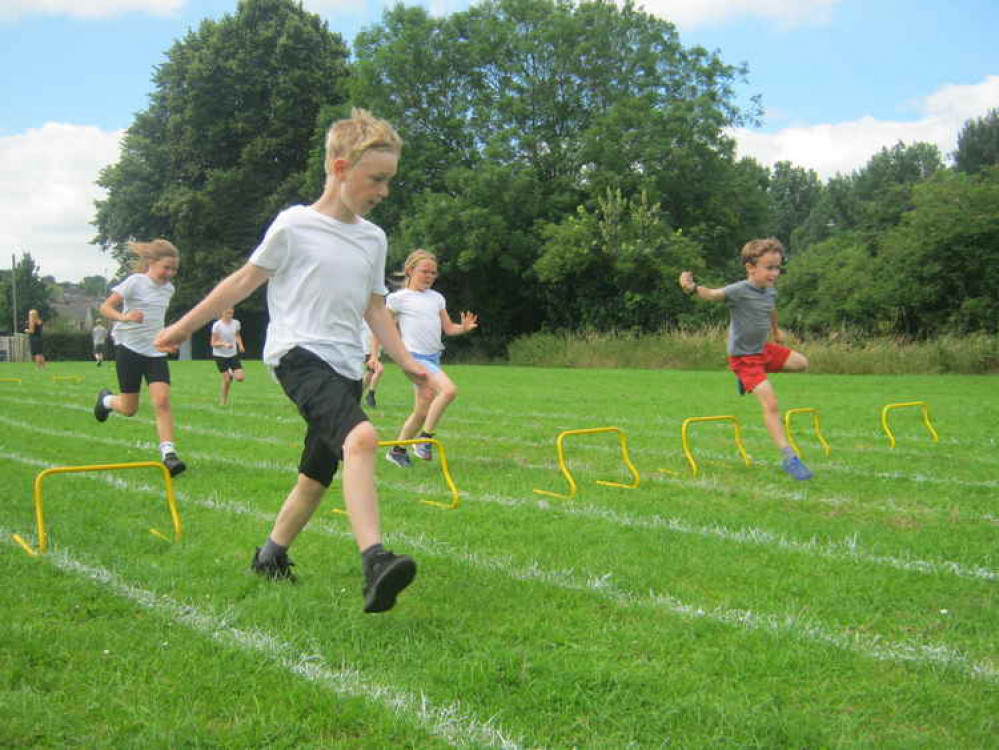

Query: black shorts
left=215, top=355, right=243, bottom=373
left=29, top=337, right=43, bottom=356
left=275, top=347, right=367, bottom=488
left=115, top=345, right=171, bottom=394
left=93, top=343, right=106, bottom=355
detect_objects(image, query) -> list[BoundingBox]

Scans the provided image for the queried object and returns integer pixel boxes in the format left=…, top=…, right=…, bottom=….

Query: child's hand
left=774, top=328, right=787, bottom=344
left=124, top=310, right=144, bottom=323
left=402, top=359, right=429, bottom=390
left=155, top=324, right=187, bottom=353
left=679, top=271, right=695, bottom=292
left=460, top=311, right=478, bottom=332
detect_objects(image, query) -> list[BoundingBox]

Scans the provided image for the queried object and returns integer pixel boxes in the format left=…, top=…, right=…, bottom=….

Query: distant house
left=49, top=282, right=103, bottom=332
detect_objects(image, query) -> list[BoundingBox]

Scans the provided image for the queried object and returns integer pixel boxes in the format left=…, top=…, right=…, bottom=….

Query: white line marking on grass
left=2, top=450, right=995, bottom=685
left=0, top=532, right=523, bottom=750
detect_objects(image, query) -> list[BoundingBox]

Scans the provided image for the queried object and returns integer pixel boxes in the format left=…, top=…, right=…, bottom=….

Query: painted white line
left=0, top=531, right=523, bottom=750
left=3, top=449, right=995, bottom=684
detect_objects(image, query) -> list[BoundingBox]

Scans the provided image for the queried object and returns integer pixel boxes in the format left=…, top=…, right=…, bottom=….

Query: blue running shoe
left=782, top=455, right=814, bottom=481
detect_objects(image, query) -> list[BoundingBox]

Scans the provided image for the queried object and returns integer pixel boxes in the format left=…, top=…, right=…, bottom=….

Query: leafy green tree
left=93, top=0, right=350, bottom=328
left=766, top=161, right=822, bottom=253
left=954, top=108, right=999, bottom=175
left=0, top=253, right=55, bottom=334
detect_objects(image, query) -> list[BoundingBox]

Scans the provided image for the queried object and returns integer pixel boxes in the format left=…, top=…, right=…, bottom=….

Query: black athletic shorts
left=93, top=343, right=106, bottom=355
left=115, top=345, right=171, bottom=393
left=214, top=355, right=243, bottom=373
left=29, top=337, right=43, bottom=356
left=275, top=346, right=368, bottom=488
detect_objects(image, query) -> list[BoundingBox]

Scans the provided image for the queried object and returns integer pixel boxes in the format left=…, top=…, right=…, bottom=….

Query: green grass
left=1, top=360, right=996, bottom=748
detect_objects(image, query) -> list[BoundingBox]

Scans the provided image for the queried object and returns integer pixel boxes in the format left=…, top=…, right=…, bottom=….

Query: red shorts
left=728, top=343, right=792, bottom=393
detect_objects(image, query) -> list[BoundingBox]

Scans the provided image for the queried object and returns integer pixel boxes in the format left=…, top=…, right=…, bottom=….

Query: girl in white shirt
left=385, top=249, right=478, bottom=467
left=94, top=240, right=185, bottom=477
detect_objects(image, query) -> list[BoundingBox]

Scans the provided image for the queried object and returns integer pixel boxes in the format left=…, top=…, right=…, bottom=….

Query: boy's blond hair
left=129, top=239, right=179, bottom=273
left=324, top=108, right=403, bottom=174
left=740, top=237, right=785, bottom=266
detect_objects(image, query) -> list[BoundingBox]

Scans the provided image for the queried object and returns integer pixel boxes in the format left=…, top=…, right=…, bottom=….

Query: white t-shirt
left=249, top=205, right=388, bottom=380
left=211, top=318, right=241, bottom=358
left=386, top=288, right=446, bottom=355
left=111, top=273, right=174, bottom=357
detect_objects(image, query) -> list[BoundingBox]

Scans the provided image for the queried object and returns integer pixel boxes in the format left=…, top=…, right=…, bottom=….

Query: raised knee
left=345, top=421, right=378, bottom=454
left=120, top=403, right=139, bottom=417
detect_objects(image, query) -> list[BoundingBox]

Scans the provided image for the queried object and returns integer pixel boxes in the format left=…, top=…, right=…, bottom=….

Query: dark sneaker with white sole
left=94, top=388, right=112, bottom=422
left=363, top=549, right=416, bottom=613
left=385, top=447, right=412, bottom=468
left=162, top=453, right=186, bottom=477
left=251, top=547, right=297, bottom=582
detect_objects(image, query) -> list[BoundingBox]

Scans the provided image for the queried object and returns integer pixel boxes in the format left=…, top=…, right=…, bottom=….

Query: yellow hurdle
left=0, top=377, right=22, bottom=385
left=378, top=438, right=461, bottom=509
left=533, top=426, right=641, bottom=500
left=51, top=375, right=84, bottom=384
left=880, top=401, right=939, bottom=449
left=676, top=415, right=752, bottom=478
left=11, top=461, right=183, bottom=556
left=784, top=408, right=831, bottom=458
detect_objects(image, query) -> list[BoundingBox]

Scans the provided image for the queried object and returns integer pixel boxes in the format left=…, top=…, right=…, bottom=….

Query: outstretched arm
left=156, top=262, right=270, bottom=352
left=678, top=271, right=725, bottom=302
left=441, top=309, right=478, bottom=336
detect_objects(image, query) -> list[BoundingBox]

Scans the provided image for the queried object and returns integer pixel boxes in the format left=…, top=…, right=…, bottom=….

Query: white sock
left=160, top=441, right=175, bottom=458
left=102, top=394, right=115, bottom=410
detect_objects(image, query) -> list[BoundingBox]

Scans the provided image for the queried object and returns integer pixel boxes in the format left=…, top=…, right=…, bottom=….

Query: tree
left=93, top=0, right=350, bottom=337
left=766, top=161, right=821, bottom=253
left=954, top=108, right=999, bottom=175
left=0, top=253, right=54, bottom=334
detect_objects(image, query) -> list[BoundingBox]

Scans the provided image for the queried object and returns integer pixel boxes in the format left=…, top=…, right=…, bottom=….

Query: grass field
left=1, top=360, right=996, bottom=748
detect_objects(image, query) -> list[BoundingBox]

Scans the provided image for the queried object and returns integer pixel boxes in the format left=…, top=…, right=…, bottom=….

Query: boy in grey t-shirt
left=679, top=238, right=814, bottom=480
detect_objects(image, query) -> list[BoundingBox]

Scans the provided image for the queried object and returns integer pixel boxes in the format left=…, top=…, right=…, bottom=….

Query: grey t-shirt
left=723, top=280, right=776, bottom=356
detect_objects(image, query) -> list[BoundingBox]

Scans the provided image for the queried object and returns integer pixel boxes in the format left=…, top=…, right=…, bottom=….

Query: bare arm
left=441, top=309, right=478, bottom=336
left=770, top=309, right=785, bottom=343
left=156, top=263, right=271, bottom=352
left=678, top=271, right=725, bottom=302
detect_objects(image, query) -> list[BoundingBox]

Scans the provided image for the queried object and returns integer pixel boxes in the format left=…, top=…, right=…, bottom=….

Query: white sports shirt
left=211, top=318, right=241, bottom=358
left=111, top=273, right=175, bottom=357
left=386, top=287, right=446, bottom=355
left=249, top=205, right=388, bottom=380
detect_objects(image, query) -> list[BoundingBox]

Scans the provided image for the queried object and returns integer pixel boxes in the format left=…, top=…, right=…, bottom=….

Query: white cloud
left=634, top=0, right=841, bottom=30
left=0, top=0, right=183, bottom=21
left=731, top=75, right=999, bottom=179
left=0, top=123, right=123, bottom=283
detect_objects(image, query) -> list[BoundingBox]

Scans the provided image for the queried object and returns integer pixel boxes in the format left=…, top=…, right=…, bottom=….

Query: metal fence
left=0, top=334, right=28, bottom=362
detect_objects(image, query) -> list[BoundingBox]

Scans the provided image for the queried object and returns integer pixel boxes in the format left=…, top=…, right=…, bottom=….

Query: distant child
left=679, top=237, right=813, bottom=480
left=154, top=108, right=427, bottom=613
left=211, top=307, right=246, bottom=406
left=93, top=240, right=185, bottom=477
left=384, top=249, right=477, bottom=468
left=92, top=320, right=108, bottom=367
left=361, top=319, right=384, bottom=408
left=25, top=310, right=45, bottom=369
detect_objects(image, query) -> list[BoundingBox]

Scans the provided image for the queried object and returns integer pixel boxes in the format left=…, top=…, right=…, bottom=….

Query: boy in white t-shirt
left=385, top=249, right=478, bottom=468
left=155, top=109, right=428, bottom=613
left=211, top=307, right=246, bottom=406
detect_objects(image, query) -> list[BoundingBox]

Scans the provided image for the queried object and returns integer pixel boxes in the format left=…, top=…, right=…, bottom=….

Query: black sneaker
left=364, top=390, right=377, bottom=408
left=94, top=388, right=112, bottom=422
left=363, top=550, right=416, bottom=613
left=162, top=453, right=186, bottom=477
left=251, top=547, right=297, bottom=582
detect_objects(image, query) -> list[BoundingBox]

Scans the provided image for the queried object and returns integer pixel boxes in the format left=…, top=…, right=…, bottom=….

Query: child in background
left=155, top=108, right=427, bottom=613
left=92, top=320, right=108, bottom=367
left=94, top=240, right=185, bottom=477
left=211, top=307, right=246, bottom=406
left=361, top=319, right=384, bottom=408
left=25, top=310, right=45, bottom=369
left=385, top=249, right=477, bottom=468
left=679, top=237, right=813, bottom=480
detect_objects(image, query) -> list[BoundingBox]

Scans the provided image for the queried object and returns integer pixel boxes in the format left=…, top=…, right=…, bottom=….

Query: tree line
left=91, top=0, right=999, bottom=356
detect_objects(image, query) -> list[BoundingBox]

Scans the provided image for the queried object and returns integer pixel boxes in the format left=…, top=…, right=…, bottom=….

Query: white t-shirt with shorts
left=249, top=205, right=388, bottom=381
left=386, top=288, right=446, bottom=355
left=211, top=318, right=241, bottom=358
left=111, top=273, right=174, bottom=357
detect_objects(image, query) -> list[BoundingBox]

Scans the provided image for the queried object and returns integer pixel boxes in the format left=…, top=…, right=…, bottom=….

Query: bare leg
left=269, top=474, right=328, bottom=547
left=782, top=350, right=809, bottom=372
left=113, top=392, right=141, bottom=417
left=219, top=371, right=231, bottom=405
left=752, top=380, right=789, bottom=452
left=341, top=421, right=381, bottom=551
left=397, top=385, right=433, bottom=441
left=148, top=381, right=175, bottom=443
left=422, top=370, right=458, bottom=434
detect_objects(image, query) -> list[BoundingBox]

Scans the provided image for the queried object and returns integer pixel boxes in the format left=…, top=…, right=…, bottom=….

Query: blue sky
left=1, top=0, right=996, bottom=282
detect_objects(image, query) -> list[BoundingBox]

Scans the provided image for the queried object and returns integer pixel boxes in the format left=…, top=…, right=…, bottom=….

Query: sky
left=0, top=0, right=996, bottom=283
